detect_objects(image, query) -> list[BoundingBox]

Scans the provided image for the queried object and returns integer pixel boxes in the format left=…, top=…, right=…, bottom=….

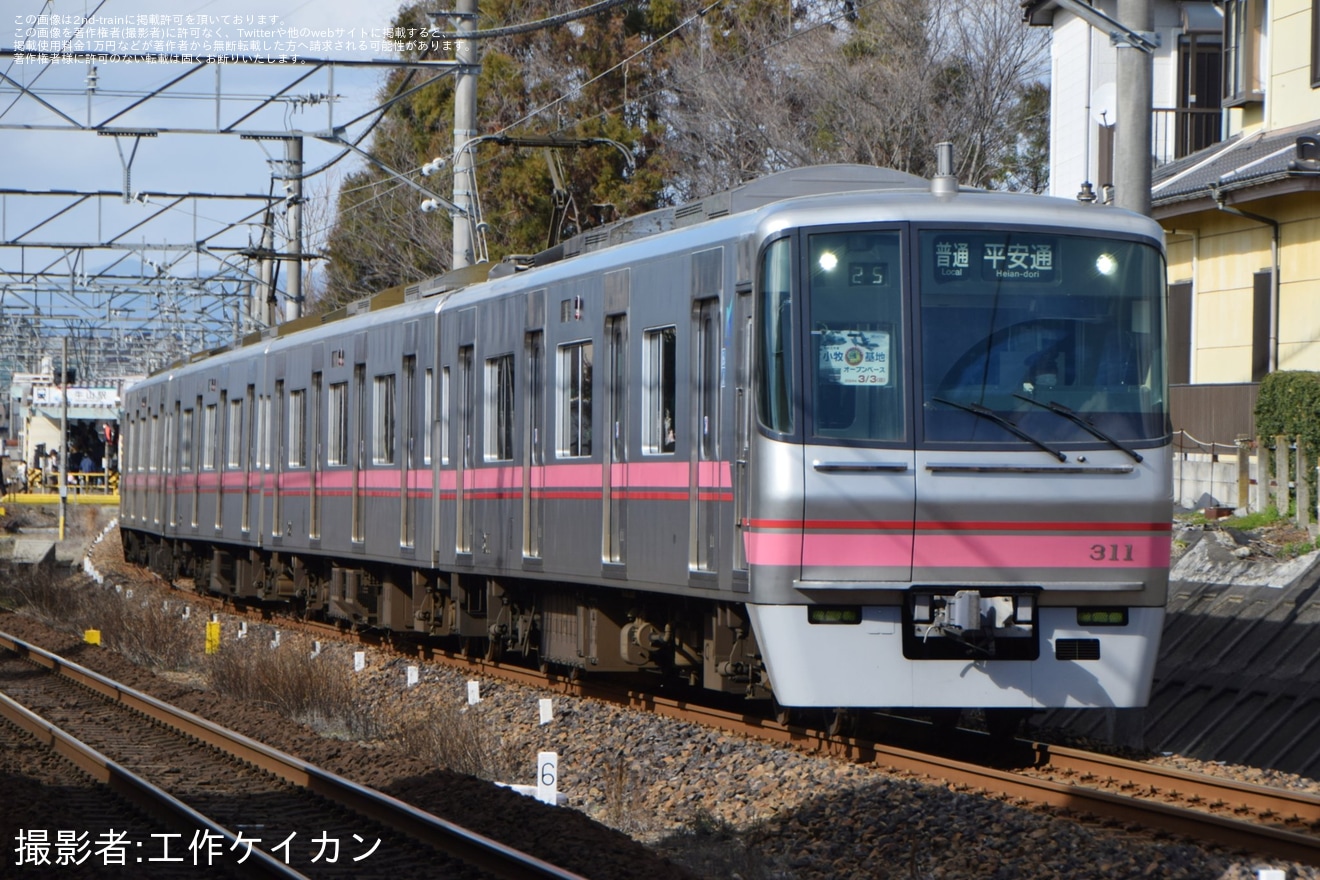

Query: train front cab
left=743, top=214, right=1172, bottom=711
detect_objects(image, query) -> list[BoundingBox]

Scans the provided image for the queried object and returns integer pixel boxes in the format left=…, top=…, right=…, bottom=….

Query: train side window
left=180, top=408, right=195, bottom=471
left=558, top=340, right=593, bottom=457
left=757, top=238, right=795, bottom=434
left=373, top=374, right=396, bottom=465
left=328, top=383, right=348, bottom=465
left=202, top=404, right=218, bottom=470
left=485, top=354, right=514, bottom=461
left=423, top=368, right=433, bottom=465
left=440, top=366, right=451, bottom=465
left=226, top=398, right=243, bottom=469
left=643, top=326, right=677, bottom=454
left=288, top=389, right=307, bottom=467
left=259, top=395, right=272, bottom=471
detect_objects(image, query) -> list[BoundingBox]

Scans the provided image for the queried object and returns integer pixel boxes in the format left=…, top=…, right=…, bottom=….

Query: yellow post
left=205, top=621, right=221, bottom=655
left=84, top=629, right=101, bottom=645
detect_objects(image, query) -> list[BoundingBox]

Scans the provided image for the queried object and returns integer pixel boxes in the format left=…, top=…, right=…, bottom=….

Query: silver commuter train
left=119, top=163, right=1172, bottom=713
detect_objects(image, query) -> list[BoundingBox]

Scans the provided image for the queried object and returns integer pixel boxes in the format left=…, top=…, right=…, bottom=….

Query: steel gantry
left=0, top=43, right=464, bottom=387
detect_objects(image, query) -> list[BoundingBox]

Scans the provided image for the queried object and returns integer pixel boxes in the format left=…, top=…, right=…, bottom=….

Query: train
left=119, top=159, right=1172, bottom=719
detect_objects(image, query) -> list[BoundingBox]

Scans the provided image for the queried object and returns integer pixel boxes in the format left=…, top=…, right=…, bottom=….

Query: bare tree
left=662, top=0, right=1048, bottom=193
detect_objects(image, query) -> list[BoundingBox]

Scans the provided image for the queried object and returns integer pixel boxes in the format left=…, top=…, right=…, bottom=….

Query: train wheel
left=928, top=708, right=962, bottom=732
left=826, top=708, right=853, bottom=738
left=984, top=709, right=1030, bottom=741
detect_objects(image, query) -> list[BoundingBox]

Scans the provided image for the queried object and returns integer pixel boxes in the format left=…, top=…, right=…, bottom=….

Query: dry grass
left=0, top=562, right=194, bottom=670
left=391, top=701, right=521, bottom=781
left=203, top=636, right=382, bottom=741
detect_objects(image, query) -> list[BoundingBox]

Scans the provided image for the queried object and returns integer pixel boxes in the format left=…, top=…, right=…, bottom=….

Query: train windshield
left=804, top=230, right=906, bottom=442
left=919, top=229, right=1167, bottom=446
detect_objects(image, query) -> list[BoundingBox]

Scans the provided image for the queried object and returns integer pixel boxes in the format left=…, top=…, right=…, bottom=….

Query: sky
left=0, top=0, right=425, bottom=348
left=3, top=0, right=412, bottom=188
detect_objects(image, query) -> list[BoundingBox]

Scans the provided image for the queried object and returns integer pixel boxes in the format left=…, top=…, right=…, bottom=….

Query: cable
left=427, top=0, right=636, bottom=41
left=486, top=0, right=728, bottom=142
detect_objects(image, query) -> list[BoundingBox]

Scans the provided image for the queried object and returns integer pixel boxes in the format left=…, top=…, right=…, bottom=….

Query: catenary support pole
left=1114, top=0, right=1153, bottom=216
left=285, top=136, right=303, bottom=322
left=451, top=0, right=478, bottom=269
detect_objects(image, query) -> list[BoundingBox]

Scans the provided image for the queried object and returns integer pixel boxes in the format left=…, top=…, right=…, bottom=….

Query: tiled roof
left=1151, top=119, right=1320, bottom=207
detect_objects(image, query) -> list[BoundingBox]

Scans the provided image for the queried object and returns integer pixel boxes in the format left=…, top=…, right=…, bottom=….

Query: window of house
left=1312, top=0, right=1320, bottom=88
left=1222, top=0, right=1264, bottom=104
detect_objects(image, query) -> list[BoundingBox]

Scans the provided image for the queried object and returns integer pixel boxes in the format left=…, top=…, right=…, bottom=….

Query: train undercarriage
left=120, top=529, right=771, bottom=700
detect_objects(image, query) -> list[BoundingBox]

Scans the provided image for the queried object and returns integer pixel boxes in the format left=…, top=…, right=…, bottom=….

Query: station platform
left=2, top=493, right=119, bottom=506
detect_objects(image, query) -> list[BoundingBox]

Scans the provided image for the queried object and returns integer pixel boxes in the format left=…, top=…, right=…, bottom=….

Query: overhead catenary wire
left=426, top=0, right=637, bottom=40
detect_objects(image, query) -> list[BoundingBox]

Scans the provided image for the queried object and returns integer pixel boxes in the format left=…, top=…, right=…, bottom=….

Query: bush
left=391, top=702, right=519, bottom=781
left=205, top=637, right=380, bottom=740
left=1254, top=371, right=1320, bottom=498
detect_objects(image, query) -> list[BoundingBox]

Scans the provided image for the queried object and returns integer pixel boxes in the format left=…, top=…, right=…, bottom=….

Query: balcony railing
left=1153, top=107, right=1223, bottom=166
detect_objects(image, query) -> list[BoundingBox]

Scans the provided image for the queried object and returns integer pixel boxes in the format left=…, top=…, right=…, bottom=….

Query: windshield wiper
left=1012, top=394, right=1143, bottom=463
left=931, top=397, right=1066, bottom=461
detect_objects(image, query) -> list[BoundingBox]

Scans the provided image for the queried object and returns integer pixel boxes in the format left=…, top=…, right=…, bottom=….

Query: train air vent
left=1055, top=639, right=1101, bottom=661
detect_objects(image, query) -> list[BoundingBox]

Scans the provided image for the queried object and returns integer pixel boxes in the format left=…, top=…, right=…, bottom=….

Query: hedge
left=1253, top=370, right=1320, bottom=498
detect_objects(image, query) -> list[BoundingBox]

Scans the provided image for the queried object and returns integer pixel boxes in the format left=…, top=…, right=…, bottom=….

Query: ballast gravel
left=0, top=527, right=1314, bottom=880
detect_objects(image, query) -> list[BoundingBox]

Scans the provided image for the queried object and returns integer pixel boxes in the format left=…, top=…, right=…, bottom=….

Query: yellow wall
left=1164, top=193, right=1320, bottom=383
left=1268, top=0, right=1320, bottom=130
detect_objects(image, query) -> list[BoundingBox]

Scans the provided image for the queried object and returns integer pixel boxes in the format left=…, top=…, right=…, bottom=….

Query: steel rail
left=0, top=689, right=308, bottom=880
left=129, top=584, right=1320, bottom=866
left=0, top=630, right=589, bottom=880
left=1031, top=741, right=1320, bottom=830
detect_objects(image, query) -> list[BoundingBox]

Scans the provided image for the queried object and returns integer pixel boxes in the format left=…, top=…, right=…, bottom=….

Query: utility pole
left=1041, top=0, right=1158, bottom=216
left=257, top=219, right=276, bottom=328
left=58, top=336, right=68, bottom=541
left=451, top=0, right=479, bottom=269
left=285, top=136, right=304, bottom=321
left=1114, top=0, right=1154, bottom=216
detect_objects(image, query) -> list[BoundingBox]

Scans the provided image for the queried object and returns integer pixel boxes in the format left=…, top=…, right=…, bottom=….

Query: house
left=1023, top=0, right=1320, bottom=509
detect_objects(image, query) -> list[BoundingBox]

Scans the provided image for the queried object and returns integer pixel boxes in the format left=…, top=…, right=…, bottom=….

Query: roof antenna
left=931, top=142, right=958, bottom=197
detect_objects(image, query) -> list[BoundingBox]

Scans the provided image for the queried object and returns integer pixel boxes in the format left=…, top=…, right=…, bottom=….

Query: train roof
left=144, top=164, right=1165, bottom=378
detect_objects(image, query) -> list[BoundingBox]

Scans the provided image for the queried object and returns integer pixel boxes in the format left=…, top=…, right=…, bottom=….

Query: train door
left=456, top=344, right=474, bottom=554
left=401, top=355, right=415, bottom=549
left=161, top=405, right=173, bottom=528
left=273, top=380, right=285, bottom=539
left=216, top=391, right=227, bottom=531
left=604, top=313, right=627, bottom=566
left=693, top=297, right=720, bottom=573
left=523, top=330, right=544, bottom=560
left=799, top=227, right=914, bottom=582
left=732, top=286, right=752, bottom=584
left=310, top=372, right=322, bottom=540
left=190, top=396, right=201, bottom=528
left=352, top=363, right=365, bottom=544
left=242, top=385, right=255, bottom=534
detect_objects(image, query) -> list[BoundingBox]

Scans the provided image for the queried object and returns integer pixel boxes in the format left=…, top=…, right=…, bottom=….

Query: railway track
left=133, top=579, right=1320, bottom=867
left=0, top=630, right=587, bottom=880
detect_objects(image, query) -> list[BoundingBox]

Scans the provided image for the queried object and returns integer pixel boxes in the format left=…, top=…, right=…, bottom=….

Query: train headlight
left=818, top=251, right=839, bottom=272
left=911, top=594, right=934, bottom=624
left=1095, top=253, right=1117, bottom=276
left=807, top=606, right=861, bottom=625
left=1076, top=607, right=1129, bottom=626
left=1013, top=594, right=1034, bottom=624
